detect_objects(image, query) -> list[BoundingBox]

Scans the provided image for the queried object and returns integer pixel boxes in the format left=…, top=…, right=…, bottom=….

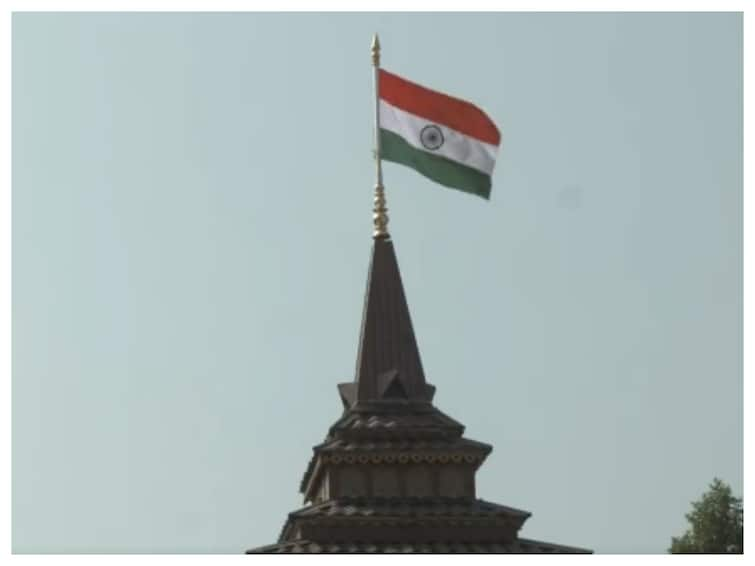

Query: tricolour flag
left=378, top=69, right=501, bottom=200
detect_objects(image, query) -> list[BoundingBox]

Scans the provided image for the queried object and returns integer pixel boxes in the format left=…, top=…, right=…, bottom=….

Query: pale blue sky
left=12, top=12, right=742, bottom=553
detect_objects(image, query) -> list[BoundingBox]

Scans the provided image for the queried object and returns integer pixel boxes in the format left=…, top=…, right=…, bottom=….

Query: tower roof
left=246, top=234, right=591, bottom=555
left=338, top=237, right=435, bottom=408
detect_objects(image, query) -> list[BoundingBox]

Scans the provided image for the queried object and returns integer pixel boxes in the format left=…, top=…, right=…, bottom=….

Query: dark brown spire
left=338, top=237, right=435, bottom=408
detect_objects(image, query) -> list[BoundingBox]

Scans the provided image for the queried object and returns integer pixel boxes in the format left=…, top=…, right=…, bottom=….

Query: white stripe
left=379, top=99, right=499, bottom=175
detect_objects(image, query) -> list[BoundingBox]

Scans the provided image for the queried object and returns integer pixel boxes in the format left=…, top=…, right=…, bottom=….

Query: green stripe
left=380, top=128, right=491, bottom=200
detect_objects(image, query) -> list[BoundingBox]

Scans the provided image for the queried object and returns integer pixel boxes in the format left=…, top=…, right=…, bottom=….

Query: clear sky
left=12, top=12, right=742, bottom=554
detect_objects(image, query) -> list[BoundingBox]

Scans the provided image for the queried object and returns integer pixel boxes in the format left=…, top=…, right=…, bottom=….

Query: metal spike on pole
left=371, top=33, right=389, bottom=239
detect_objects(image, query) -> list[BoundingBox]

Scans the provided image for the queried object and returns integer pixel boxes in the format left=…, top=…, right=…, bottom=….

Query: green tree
left=669, top=478, right=743, bottom=554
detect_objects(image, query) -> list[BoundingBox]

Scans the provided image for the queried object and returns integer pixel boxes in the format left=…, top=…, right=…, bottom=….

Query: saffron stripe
left=379, top=69, right=501, bottom=146
left=380, top=128, right=492, bottom=200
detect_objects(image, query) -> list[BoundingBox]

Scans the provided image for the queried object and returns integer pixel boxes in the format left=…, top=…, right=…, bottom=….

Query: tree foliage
left=669, top=478, right=743, bottom=554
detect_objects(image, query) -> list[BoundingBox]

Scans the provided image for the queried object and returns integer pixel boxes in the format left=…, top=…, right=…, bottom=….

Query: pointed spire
left=339, top=238, right=435, bottom=408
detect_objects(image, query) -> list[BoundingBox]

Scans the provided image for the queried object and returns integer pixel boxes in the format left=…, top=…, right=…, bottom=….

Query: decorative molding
left=321, top=453, right=484, bottom=466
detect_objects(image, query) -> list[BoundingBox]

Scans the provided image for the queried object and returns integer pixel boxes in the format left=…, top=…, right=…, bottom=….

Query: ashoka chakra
left=420, top=124, right=444, bottom=150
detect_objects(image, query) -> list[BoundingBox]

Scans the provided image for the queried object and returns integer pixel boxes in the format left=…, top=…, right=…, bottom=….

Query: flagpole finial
left=371, top=34, right=380, bottom=67
left=373, top=184, right=389, bottom=238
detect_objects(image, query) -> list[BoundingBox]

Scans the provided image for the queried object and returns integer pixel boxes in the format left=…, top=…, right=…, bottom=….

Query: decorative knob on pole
left=371, top=33, right=380, bottom=66
left=373, top=184, right=389, bottom=238
left=371, top=33, right=389, bottom=239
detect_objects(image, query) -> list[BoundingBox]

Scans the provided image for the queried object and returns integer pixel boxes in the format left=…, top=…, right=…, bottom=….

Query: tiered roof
left=246, top=236, right=590, bottom=554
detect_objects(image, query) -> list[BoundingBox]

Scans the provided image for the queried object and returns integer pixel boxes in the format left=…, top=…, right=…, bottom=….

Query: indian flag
left=379, top=69, right=501, bottom=200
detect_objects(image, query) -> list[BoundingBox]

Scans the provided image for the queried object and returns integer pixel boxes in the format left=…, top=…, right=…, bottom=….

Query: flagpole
left=371, top=33, right=389, bottom=239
